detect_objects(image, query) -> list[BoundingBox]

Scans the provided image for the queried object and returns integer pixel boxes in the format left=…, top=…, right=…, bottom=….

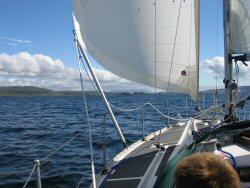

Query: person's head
left=175, top=152, right=240, bottom=188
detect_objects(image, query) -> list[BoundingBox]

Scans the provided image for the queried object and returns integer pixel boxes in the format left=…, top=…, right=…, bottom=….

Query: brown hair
left=175, top=152, right=240, bottom=188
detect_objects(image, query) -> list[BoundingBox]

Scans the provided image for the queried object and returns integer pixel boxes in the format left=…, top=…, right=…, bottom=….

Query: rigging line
left=193, top=104, right=224, bottom=119
left=75, top=166, right=91, bottom=188
left=76, top=50, right=190, bottom=121
left=78, top=55, right=151, bottom=112
left=149, top=103, right=188, bottom=121
left=109, top=102, right=147, bottom=112
left=77, top=58, right=186, bottom=119
left=167, top=0, right=182, bottom=91
left=77, top=60, right=143, bottom=112
left=40, top=132, right=82, bottom=162
left=154, top=0, right=157, bottom=94
left=216, top=0, right=219, bottom=93
left=79, top=52, right=192, bottom=120
left=187, top=1, right=193, bottom=95
left=79, top=53, right=100, bottom=94
left=74, top=34, right=97, bottom=188
left=75, top=176, right=86, bottom=188
left=235, top=62, right=239, bottom=85
left=235, top=62, right=240, bottom=104
left=215, top=0, right=220, bottom=114
left=78, top=63, right=97, bottom=188
left=217, top=107, right=238, bottom=127
left=196, top=0, right=200, bottom=105
left=110, top=101, right=187, bottom=121
left=220, top=109, right=225, bottom=115
left=81, top=69, right=184, bottom=119
left=22, top=163, right=36, bottom=188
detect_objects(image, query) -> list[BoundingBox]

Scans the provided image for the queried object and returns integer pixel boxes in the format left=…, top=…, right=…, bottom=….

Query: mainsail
left=72, top=0, right=200, bottom=100
left=230, top=0, right=250, bottom=58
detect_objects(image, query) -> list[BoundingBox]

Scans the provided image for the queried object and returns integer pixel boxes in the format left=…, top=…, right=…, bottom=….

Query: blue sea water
left=0, top=93, right=250, bottom=188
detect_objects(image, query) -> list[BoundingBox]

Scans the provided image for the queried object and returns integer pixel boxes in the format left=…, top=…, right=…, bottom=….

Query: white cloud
left=202, top=56, right=250, bottom=78
left=0, top=52, right=151, bottom=92
left=201, top=56, right=250, bottom=87
left=0, top=37, right=33, bottom=47
left=9, top=38, right=32, bottom=44
left=8, top=43, right=17, bottom=47
left=201, top=56, right=224, bottom=78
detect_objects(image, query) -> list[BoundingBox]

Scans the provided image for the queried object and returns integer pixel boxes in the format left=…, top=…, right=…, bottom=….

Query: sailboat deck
left=96, top=120, right=213, bottom=188
left=100, top=126, right=185, bottom=188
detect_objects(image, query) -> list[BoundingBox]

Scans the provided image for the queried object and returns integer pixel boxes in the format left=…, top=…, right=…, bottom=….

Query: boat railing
left=21, top=100, right=189, bottom=188
left=22, top=131, right=84, bottom=188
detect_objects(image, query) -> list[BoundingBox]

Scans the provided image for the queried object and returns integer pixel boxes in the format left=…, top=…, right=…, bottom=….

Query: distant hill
left=0, top=86, right=134, bottom=96
left=0, top=86, right=54, bottom=96
left=201, top=86, right=250, bottom=95
left=0, top=86, right=51, bottom=93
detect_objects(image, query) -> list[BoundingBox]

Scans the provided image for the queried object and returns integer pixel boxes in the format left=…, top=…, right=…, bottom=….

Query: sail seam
left=167, top=0, right=183, bottom=91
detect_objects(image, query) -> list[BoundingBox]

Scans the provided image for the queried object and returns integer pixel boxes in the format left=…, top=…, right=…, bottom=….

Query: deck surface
left=97, top=120, right=250, bottom=188
left=101, top=126, right=185, bottom=188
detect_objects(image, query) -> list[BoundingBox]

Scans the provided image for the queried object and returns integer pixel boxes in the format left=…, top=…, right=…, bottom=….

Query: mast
left=223, top=0, right=237, bottom=122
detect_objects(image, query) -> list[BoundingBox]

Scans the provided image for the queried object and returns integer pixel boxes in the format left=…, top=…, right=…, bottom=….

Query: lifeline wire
left=22, top=163, right=36, bottom=188
left=40, top=132, right=82, bottom=162
left=78, top=59, right=224, bottom=122
left=23, top=131, right=82, bottom=187
left=75, top=166, right=91, bottom=188
left=78, top=53, right=190, bottom=121
left=78, top=57, right=224, bottom=122
left=78, top=58, right=189, bottom=121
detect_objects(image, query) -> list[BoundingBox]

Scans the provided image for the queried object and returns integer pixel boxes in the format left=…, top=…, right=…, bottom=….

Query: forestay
left=72, top=0, right=200, bottom=100
left=230, top=0, right=250, bottom=58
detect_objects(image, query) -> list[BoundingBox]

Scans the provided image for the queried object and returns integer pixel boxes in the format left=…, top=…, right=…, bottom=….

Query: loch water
left=1, top=93, right=250, bottom=188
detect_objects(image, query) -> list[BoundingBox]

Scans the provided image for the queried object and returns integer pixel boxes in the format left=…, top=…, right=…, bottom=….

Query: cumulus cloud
left=202, top=56, right=250, bottom=80
left=0, top=52, right=150, bottom=92
left=202, top=56, right=224, bottom=78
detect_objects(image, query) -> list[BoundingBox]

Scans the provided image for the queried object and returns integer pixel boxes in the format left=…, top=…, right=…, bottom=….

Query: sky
left=0, top=0, right=249, bottom=92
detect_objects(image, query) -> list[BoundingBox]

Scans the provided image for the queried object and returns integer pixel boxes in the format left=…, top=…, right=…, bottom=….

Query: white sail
left=72, top=0, right=199, bottom=100
left=230, top=0, right=250, bottom=57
